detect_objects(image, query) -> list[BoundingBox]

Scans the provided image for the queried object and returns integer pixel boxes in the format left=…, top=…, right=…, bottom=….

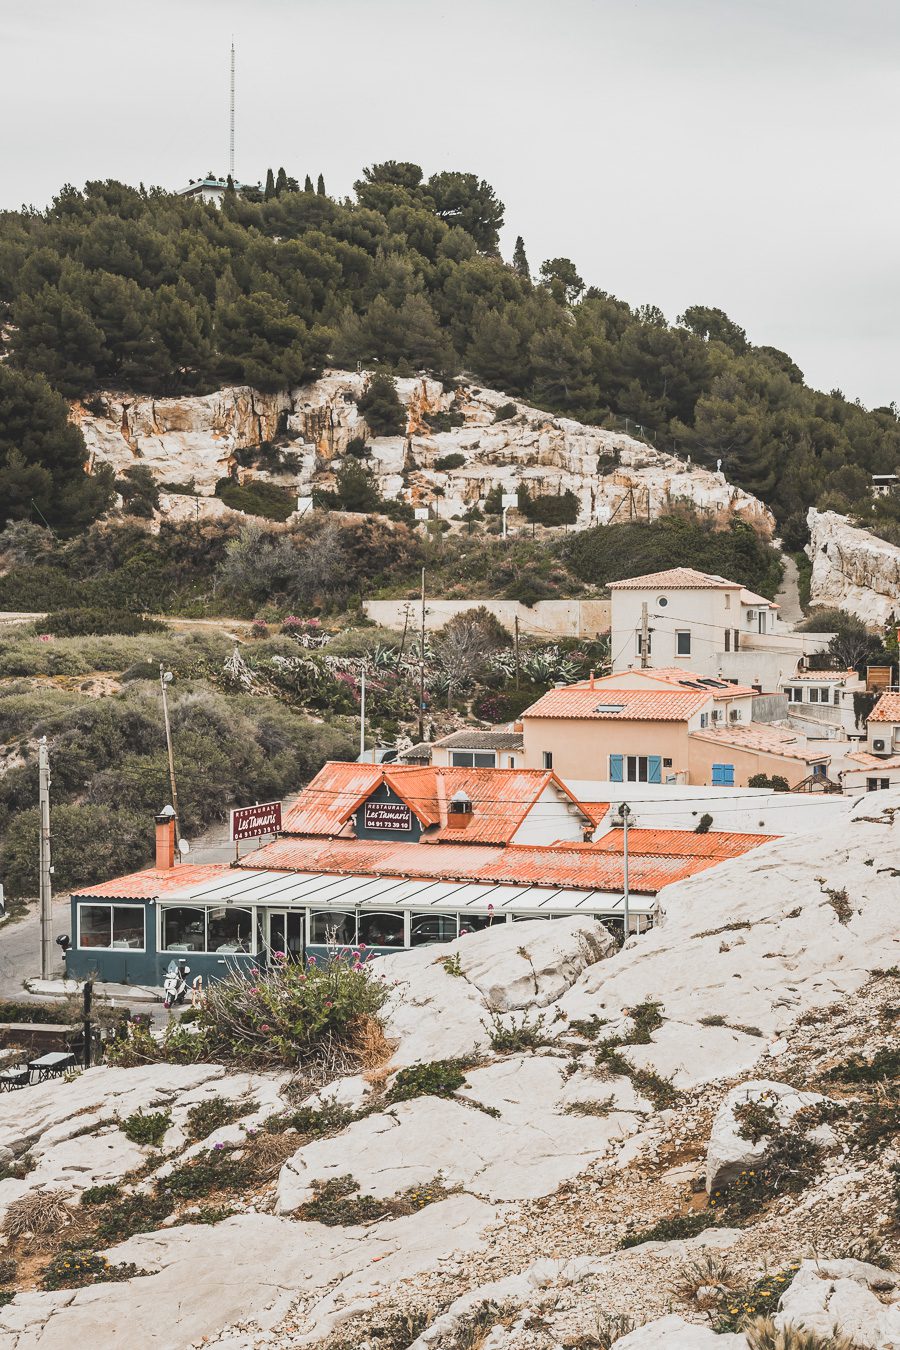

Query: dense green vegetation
left=0, top=162, right=897, bottom=545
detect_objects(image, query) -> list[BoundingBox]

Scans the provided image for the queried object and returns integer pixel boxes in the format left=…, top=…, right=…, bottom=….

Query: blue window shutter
left=712, top=763, right=734, bottom=786
left=648, top=756, right=662, bottom=784
left=609, top=755, right=623, bottom=782
left=724, top=764, right=734, bottom=786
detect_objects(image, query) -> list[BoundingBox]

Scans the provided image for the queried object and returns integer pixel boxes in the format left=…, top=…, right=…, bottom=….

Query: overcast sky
left=5, top=0, right=898, bottom=408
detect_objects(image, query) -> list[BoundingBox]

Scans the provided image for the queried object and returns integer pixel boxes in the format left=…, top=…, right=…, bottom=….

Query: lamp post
left=621, top=802, right=631, bottom=940
left=159, top=666, right=180, bottom=857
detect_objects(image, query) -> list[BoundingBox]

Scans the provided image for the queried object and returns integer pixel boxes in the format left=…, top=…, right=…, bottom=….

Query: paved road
left=773, top=545, right=805, bottom=627
left=0, top=895, right=71, bottom=1001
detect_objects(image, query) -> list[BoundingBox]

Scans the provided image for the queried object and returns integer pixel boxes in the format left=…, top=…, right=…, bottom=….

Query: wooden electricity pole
left=514, top=615, right=521, bottom=690
left=640, top=602, right=650, bottom=669
left=418, top=568, right=426, bottom=742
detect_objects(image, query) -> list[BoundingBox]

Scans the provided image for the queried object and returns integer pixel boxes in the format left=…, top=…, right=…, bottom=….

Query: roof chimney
left=447, top=790, right=473, bottom=829
left=590, top=670, right=595, bottom=688
left=155, top=806, right=176, bottom=871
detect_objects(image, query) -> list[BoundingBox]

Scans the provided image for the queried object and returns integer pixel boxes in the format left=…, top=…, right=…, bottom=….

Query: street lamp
left=159, top=666, right=181, bottom=858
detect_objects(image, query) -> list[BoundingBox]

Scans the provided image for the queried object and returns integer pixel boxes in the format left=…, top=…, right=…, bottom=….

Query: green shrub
left=435, top=452, right=466, bottom=470
left=215, top=478, right=296, bottom=522
left=161, top=1149, right=255, bottom=1200
left=267, top=1100, right=361, bottom=1137
left=714, top=1265, right=803, bottom=1333
left=493, top=402, right=518, bottom=422
left=80, top=1184, right=120, bottom=1206
left=619, top=1210, right=714, bottom=1249
left=826, top=1047, right=900, bottom=1082
left=483, top=1010, right=548, bottom=1053
left=296, top=1174, right=449, bottom=1226
left=91, top=1193, right=174, bottom=1245
left=748, top=773, right=789, bottom=792
left=358, top=374, right=405, bottom=437
left=185, top=1095, right=255, bottom=1142
left=44, top=608, right=164, bottom=637
left=386, top=1059, right=469, bottom=1103
left=120, top=1108, right=171, bottom=1147
left=42, top=1251, right=148, bottom=1290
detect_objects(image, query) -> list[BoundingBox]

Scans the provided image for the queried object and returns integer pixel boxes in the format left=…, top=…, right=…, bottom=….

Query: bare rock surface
left=705, top=1079, right=827, bottom=1193
left=807, top=507, right=900, bottom=625
left=610, top=1316, right=746, bottom=1347
left=72, top=369, right=774, bottom=533
left=776, top=1258, right=900, bottom=1347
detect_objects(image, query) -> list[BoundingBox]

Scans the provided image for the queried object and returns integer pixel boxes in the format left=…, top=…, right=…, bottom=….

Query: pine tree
left=316, top=173, right=326, bottom=197
left=264, top=168, right=275, bottom=201
left=512, top=236, right=530, bottom=278
left=275, top=167, right=288, bottom=197
left=304, top=174, right=314, bottom=193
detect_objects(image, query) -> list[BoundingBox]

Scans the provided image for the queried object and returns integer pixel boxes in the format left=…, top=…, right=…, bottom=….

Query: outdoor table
left=27, top=1052, right=76, bottom=1082
left=0, top=1066, right=29, bottom=1091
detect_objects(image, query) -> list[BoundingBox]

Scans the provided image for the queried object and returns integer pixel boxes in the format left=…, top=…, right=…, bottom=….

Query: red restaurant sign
left=362, top=800, right=413, bottom=832
left=230, top=801, right=282, bottom=842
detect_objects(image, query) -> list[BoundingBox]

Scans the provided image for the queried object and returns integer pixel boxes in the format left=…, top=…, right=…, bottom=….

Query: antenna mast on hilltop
left=229, top=41, right=235, bottom=179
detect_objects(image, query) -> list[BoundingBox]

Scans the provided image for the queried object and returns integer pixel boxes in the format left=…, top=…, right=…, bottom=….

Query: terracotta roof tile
left=608, top=568, right=740, bottom=590
left=588, top=668, right=757, bottom=699
left=589, top=828, right=776, bottom=859
left=844, top=751, right=900, bottom=770
left=523, top=686, right=711, bottom=721
left=869, top=693, right=900, bottom=722
left=689, top=723, right=830, bottom=762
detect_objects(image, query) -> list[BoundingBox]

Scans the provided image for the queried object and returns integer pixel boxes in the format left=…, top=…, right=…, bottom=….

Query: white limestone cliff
left=71, top=370, right=775, bottom=534
left=807, top=507, right=900, bottom=626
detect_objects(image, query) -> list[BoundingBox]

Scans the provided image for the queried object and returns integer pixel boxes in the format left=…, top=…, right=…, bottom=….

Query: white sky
left=4, top=0, right=898, bottom=408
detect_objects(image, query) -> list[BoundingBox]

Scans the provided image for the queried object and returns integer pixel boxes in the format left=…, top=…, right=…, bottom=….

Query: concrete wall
left=363, top=598, right=611, bottom=639
left=687, top=736, right=826, bottom=789
left=752, top=693, right=789, bottom=722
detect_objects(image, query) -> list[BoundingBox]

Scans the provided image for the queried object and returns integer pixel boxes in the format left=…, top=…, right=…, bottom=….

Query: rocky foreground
left=1, top=791, right=899, bottom=1348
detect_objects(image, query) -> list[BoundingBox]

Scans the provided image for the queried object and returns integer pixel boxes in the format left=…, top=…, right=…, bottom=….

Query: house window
left=636, top=632, right=651, bottom=657
left=808, top=687, right=819, bottom=703
left=867, top=778, right=891, bottom=791
left=676, top=631, right=691, bottom=657
left=542, top=751, right=553, bottom=769
left=309, top=911, right=357, bottom=945
left=733, top=629, right=740, bottom=650
left=358, top=911, right=405, bottom=948
left=77, top=904, right=145, bottom=950
left=161, top=906, right=253, bottom=953
left=724, top=630, right=731, bottom=652
left=700, top=712, right=709, bottom=728
left=450, top=750, right=496, bottom=767
left=758, top=611, right=767, bottom=634
left=812, top=763, right=826, bottom=778
left=724, top=594, right=731, bottom=610
left=612, top=755, right=663, bottom=783
left=834, top=688, right=841, bottom=705
left=711, top=763, right=735, bottom=786
left=787, top=687, right=802, bottom=703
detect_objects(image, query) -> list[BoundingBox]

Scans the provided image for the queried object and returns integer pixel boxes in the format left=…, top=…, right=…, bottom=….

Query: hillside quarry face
left=71, top=369, right=775, bottom=534
left=807, top=507, right=900, bottom=625
left=0, top=791, right=898, bottom=1347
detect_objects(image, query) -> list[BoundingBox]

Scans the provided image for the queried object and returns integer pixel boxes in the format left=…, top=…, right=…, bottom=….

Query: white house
left=841, top=692, right=900, bottom=794
left=176, top=176, right=247, bottom=207
left=609, top=566, right=831, bottom=687
left=780, top=669, right=867, bottom=740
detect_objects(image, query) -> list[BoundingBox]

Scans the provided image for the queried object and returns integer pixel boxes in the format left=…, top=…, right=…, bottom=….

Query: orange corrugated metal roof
left=689, top=723, right=829, bottom=762
left=281, top=762, right=603, bottom=843
left=73, top=864, right=231, bottom=900
left=590, top=828, right=776, bottom=859
left=869, top=693, right=900, bottom=722
left=242, top=836, right=721, bottom=893
left=523, top=686, right=711, bottom=721
left=608, top=568, right=739, bottom=590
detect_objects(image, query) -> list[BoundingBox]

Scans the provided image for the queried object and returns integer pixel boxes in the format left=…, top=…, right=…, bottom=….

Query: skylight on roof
left=593, top=703, right=625, bottom=714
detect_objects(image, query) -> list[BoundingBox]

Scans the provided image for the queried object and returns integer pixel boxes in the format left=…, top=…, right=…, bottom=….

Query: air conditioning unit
left=746, top=609, right=756, bottom=622
left=873, top=739, right=886, bottom=752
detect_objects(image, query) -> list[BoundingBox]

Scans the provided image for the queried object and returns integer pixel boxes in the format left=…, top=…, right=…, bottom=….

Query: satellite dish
left=178, top=839, right=190, bottom=855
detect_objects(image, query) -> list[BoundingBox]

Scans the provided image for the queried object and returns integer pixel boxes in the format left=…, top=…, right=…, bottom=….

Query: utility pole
left=640, top=602, right=650, bottom=669
left=514, top=615, right=521, bottom=690
left=38, top=738, right=52, bottom=980
left=359, top=668, right=367, bottom=759
left=397, top=603, right=412, bottom=667
left=418, top=567, right=426, bottom=742
left=621, top=802, right=631, bottom=941
left=229, top=41, right=235, bottom=179
left=159, top=666, right=181, bottom=857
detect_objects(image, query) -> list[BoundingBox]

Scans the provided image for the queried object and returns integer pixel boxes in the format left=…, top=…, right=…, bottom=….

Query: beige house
left=609, top=566, right=830, bottom=687
left=521, top=668, right=831, bottom=788
left=843, top=692, right=900, bottom=793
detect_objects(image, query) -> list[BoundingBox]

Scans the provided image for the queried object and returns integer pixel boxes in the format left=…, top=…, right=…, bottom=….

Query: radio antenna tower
left=229, top=41, right=235, bottom=179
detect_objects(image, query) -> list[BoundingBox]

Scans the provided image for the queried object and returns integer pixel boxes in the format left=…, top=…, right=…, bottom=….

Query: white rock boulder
left=706, top=1079, right=826, bottom=1194
left=807, top=508, right=900, bottom=626
left=611, top=1315, right=746, bottom=1348
left=776, top=1258, right=900, bottom=1348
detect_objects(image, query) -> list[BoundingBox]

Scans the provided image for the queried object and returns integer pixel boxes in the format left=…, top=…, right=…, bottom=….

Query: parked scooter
left=163, top=959, right=191, bottom=1009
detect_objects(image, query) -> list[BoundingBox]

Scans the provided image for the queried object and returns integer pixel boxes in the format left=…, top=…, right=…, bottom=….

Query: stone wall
left=807, top=508, right=900, bottom=626
left=71, top=370, right=775, bottom=536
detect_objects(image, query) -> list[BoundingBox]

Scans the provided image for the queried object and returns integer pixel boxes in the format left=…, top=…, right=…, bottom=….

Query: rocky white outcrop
left=705, top=1079, right=826, bottom=1194
left=611, top=1316, right=746, bottom=1348
left=72, top=370, right=775, bottom=534
left=776, top=1258, right=900, bottom=1347
left=807, top=508, right=900, bottom=626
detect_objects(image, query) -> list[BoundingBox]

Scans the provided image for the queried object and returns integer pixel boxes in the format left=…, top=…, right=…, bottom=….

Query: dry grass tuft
left=2, top=1189, right=84, bottom=1250
left=744, top=1318, right=860, bottom=1350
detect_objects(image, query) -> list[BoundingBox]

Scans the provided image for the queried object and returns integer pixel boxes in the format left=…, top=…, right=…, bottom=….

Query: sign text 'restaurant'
left=230, top=801, right=282, bottom=842
left=362, top=800, right=413, bottom=832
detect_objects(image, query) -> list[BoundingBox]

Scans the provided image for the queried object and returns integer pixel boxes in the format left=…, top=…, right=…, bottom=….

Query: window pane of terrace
left=79, top=905, right=111, bottom=948
left=309, top=910, right=356, bottom=945
left=358, top=911, right=405, bottom=947
left=162, top=906, right=206, bottom=952
left=208, top=907, right=253, bottom=953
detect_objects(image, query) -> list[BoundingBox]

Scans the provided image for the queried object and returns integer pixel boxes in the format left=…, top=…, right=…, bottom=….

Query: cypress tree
left=304, top=174, right=314, bottom=193
left=316, top=173, right=326, bottom=196
left=512, top=236, right=530, bottom=278
left=275, top=166, right=288, bottom=196
left=264, top=168, right=275, bottom=201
